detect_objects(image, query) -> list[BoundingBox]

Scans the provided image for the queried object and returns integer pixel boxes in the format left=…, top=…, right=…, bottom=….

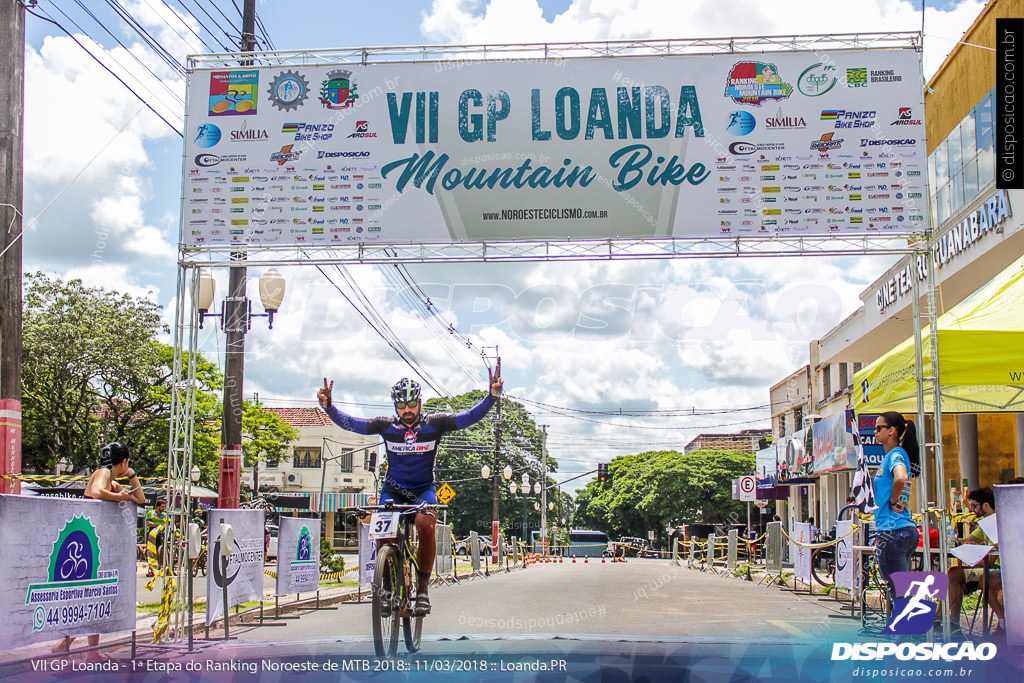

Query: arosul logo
left=884, top=571, right=948, bottom=635
left=347, top=121, right=378, bottom=138
left=892, top=107, right=922, bottom=126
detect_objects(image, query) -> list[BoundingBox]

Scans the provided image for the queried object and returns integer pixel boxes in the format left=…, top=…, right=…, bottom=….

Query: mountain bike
left=347, top=502, right=444, bottom=656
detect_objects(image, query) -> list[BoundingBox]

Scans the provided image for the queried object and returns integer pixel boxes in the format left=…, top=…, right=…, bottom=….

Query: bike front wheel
left=372, top=545, right=401, bottom=657
left=403, top=554, right=423, bottom=652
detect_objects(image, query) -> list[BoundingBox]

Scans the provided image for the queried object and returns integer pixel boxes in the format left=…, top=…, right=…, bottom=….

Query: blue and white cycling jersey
left=324, top=393, right=496, bottom=490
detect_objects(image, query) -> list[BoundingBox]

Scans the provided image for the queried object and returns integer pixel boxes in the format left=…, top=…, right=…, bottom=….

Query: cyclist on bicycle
left=318, top=369, right=503, bottom=615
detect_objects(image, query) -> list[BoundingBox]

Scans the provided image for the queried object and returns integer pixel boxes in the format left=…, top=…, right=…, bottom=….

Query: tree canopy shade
left=20, top=273, right=296, bottom=489
left=574, top=449, right=754, bottom=544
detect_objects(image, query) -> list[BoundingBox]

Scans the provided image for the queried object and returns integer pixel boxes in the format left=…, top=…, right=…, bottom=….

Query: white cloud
left=421, top=0, right=986, bottom=79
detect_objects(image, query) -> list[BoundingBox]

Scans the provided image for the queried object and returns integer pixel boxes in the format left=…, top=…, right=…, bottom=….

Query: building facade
left=768, top=0, right=1024, bottom=534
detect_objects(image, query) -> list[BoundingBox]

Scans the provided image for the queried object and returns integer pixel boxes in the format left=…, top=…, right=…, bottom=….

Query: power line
left=27, top=5, right=184, bottom=137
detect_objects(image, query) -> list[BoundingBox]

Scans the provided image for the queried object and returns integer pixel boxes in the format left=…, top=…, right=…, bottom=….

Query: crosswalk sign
left=437, top=483, right=456, bottom=504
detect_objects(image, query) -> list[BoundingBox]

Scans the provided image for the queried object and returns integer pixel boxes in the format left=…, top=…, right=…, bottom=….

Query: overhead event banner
left=206, top=509, right=265, bottom=625
left=180, top=49, right=926, bottom=247
left=275, top=517, right=321, bottom=595
left=0, top=495, right=137, bottom=650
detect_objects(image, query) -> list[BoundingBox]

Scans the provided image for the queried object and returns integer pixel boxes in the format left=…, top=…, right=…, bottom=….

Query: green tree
left=22, top=272, right=165, bottom=473
left=575, top=449, right=754, bottom=546
left=21, top=273, right=224, bottom=484
left=241, top=401, right=298, bottom=492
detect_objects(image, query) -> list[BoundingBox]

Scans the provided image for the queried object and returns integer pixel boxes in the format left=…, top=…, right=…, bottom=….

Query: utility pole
left=217, top=0, right=256, bottom=509
left=540, top=425, right=548, bottom=556
left=491, top=352, right=501, bottom=563
left=0, top=0, right=25, bottom=495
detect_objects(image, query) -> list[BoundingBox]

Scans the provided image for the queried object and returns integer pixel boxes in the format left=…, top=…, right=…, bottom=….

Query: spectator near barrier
left=947, top=486, right=1003, bottom=635
left=145, top=498, right=167, bottom=577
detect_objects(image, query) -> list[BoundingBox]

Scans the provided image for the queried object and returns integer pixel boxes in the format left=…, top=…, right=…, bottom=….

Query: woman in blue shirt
left=873, top=411, right=920, bottom=601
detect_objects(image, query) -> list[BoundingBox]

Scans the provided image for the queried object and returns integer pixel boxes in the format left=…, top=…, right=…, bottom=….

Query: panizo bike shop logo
left=25, top=516, right=118, bottom=631
left=885, top=571, right=948, bottom=634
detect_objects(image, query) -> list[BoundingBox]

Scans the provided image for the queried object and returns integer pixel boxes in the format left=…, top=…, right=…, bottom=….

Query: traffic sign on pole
left=738, top=476, right=756, bottom=502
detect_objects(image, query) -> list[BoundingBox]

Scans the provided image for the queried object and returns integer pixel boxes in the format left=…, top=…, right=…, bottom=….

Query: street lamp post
left=194, top=268, right=285, bottom=509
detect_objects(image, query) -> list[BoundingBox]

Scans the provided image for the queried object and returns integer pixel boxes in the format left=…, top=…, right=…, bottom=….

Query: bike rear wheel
left=372, top=545, right=401, bottom=657
left=810, top=547, right=833, bottom=586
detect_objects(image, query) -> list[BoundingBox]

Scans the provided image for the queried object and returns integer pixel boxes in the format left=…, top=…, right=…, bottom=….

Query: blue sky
left=22, top=0, right=987, bottom=488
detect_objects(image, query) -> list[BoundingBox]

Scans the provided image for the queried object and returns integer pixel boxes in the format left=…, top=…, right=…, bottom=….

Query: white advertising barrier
left=206, top=509, right=265, bottom=625
left=275, top=517, right=321, bottom=595
left=834, top=519, right=859, bottom=591
left=792, top=522, right=812, bottom=584
left=0, top=495, right=137, bottom=650
left=766, top=522, right=783, bottom=573
left=434, top=524, right=454, bottom=577
left=181, top=49, right=927, bottom=247
left=358, top=523, right=376, bottom=587
left=994, top=484, right=1024, bottom=646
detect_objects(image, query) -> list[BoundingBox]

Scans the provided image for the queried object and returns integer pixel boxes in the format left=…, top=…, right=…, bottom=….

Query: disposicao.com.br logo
left=832, top=571, right=997, bottom=663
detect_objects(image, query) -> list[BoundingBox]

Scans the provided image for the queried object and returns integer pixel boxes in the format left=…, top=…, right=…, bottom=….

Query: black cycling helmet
left=391, top=378, right=421, bottom=404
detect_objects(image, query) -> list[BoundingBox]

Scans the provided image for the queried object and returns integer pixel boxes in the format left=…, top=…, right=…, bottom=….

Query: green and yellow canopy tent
left=853, top=253, right=1024, bottom=414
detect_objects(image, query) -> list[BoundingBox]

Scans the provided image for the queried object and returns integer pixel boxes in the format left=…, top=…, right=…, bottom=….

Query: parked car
left=603, top=536, right=658, bottom=558
left=265, top=523, right=279, bottom=561
left=455, top=535, right=492, bottom=557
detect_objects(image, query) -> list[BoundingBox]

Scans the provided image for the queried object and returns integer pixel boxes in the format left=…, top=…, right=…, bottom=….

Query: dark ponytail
left=99, top=442, right=130, bottom=470
left=880, top=411, right=920, bottom=477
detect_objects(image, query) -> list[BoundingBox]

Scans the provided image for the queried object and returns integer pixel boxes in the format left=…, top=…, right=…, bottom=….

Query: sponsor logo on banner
left=271, top=145, right=302, bottom=165
left=209, top=70, right=258, bottom=116
left=797, top=63, right=838, bottom=96
left=25, top=517, right=119, bottom=630
left=317, top=150, right=372, bottom=159
left=282, top=122, right=335, bottom=142
left=870, top=69, right=903, bottom=83
left=267, top=70, right=310, bottom=111
left=320, top=69, right=359, bottom=110
left=764, top=109, right=806, bottom=129
left=726, top=111, right=756, bottom=135
left=821, top=110, right=877, bottom=128
left=846, top=68, right=868, bottom=88
left=194, top=123, right=221, bottom=148
left=724, top=61, right=793, bottom=105
left=229, top=121, right=269, bottom=142
left=195, top=153, right=246, bottom=167
left=860, top=138, right=917, bottom=147
left=810, top=133, right=843, bottom=151
left=891, top=107, right=922, bottom=125
left=347, top=121, right=379, bottom=138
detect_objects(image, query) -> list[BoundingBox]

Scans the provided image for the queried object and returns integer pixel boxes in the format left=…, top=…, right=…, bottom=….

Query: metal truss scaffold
left=163, top=266, right=200, bottom=644
left=187, top=32, right=921, bottom=70
left=178, top=233, right=927, bottom=268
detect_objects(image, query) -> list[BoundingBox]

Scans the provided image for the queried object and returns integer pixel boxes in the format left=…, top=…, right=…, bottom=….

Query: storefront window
left=976, top=91, right=993, bottom=152
left=960, top=110, right=976, bottom=163
left=947, top=123, right=963, bottom=172
left=951, top=171, right=965, bottom=215
left=964, top=157, right=979, bottom=201
left=293, top=447, right=322, bottom=469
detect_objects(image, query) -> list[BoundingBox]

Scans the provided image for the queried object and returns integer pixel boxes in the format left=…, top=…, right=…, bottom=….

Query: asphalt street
left=223, top=558, right=863, bottom=646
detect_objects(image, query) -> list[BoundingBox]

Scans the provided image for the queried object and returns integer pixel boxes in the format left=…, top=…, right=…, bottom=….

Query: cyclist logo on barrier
left=884, top=571, right=948, bottom=635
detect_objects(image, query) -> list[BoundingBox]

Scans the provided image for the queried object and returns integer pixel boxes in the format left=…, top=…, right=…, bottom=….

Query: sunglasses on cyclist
left=395, top=399, right=420, bottom=410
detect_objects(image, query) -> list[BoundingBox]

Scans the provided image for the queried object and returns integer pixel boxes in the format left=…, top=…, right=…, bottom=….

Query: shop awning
left=853, top=253, right=1024, bottom=413
left=309, top=492, right=370, bottom=512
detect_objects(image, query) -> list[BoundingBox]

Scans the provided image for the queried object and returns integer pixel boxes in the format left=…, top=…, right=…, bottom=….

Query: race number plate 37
left=369, top=512, right=400, bottom=541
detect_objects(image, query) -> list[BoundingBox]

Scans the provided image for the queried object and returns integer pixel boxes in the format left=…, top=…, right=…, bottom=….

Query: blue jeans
left=875, top=526, right=920, bottom=599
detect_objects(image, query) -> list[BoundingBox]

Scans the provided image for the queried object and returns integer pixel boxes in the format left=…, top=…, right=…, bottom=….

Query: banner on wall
left=791, top=521, right=812, bottom=584
left=812, top=411, right=857, bottom=473
left=181, top=49, right=927, bottom=247
left=0, top=496, right=138, bottom=650
left=206, top=509, right=265, bottom=625
left=275, top=517, right=321, bottom=595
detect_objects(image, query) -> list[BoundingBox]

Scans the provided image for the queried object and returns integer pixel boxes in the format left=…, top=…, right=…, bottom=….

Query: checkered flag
left=850, top=432, right=877, bottom=512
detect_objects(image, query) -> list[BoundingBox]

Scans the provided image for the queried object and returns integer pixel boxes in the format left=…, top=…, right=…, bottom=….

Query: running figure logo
left=884, top=571, right=949, bottom=635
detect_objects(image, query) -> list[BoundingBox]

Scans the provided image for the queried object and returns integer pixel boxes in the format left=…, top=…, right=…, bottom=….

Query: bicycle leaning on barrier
left=345, top=502, right=446, bottom=656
